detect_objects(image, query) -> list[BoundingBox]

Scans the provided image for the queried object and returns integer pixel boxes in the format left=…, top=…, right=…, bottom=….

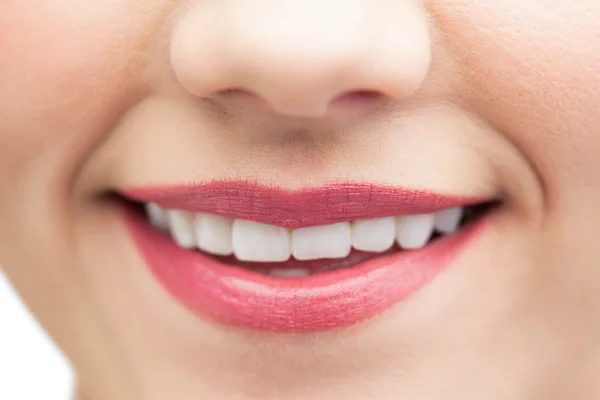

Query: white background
left=0, top=271, right=73, bottom=400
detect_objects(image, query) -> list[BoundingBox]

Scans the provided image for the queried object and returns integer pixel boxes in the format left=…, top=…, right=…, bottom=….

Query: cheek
left=0, top=0, right=170, bottom=322
left=0, top=1, right=162, bottom=189
left=435, top=1, right=600, bottom=302
left=440, top=1, right=600, bottom=191
left=0, top=2, right=170, bottom=280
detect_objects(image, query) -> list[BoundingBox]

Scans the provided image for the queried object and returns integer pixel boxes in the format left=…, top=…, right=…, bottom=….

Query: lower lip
left=124, top=208, right=490, bottom=333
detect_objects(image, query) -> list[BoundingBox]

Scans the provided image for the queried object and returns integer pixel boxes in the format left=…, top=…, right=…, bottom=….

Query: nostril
left=213, top=88, right=283, bottom=114
left=215, top=88, right=253, bottom=99
left=332, top=90, right=384, bottom=104
left=329, top=90, right=387, bottom=115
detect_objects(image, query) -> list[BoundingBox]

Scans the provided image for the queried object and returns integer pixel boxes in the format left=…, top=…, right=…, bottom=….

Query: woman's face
left=2, top=1, right=600, bottom=399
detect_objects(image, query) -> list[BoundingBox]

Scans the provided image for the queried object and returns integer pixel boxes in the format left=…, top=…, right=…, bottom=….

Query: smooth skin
left=1, top=1, right=600, bottom=399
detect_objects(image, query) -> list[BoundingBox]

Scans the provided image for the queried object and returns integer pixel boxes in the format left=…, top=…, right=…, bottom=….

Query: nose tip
left=170, top=1, right=432, bottom=118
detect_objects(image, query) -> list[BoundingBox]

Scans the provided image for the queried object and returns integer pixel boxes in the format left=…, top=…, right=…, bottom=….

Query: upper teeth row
left=145, top=203, right=464, bottom=263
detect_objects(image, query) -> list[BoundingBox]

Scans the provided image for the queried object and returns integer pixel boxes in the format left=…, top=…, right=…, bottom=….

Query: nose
left=170, top=0, right=432, bottom=118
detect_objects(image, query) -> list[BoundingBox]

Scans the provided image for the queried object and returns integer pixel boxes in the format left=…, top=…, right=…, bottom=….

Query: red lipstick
left=126, top=181, right=480, bottom=229
left=123, top=181, right=491, bottom=332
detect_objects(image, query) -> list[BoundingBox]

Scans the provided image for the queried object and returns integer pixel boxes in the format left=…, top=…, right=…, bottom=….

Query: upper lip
left=125, top=181, right=485, bottom=229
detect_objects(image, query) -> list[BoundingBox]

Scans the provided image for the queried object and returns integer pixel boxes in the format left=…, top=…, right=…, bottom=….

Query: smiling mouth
left=138, top=200, right=493, bottom=277
left=120, top=181, right=499, bottom=332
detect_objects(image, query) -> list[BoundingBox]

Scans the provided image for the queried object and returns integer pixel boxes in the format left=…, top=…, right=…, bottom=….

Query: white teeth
left=167, top=210, right=196, bottom=249
left=194, top=213, right=234, bottom=256
left=292, top=222, right=352, bottom=261
left=352, top=217, right=396, bottom=252
left=395, top=214, right=435, bottom=250
left=269, top=268, right=310, bottom=278
left=232, top=220, right=291, bottom=262
left=149, top=204, right=470, bottom=262
left=146, top=203, right=169, bottom=231
left=434, top=207, right=463, bottom=234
